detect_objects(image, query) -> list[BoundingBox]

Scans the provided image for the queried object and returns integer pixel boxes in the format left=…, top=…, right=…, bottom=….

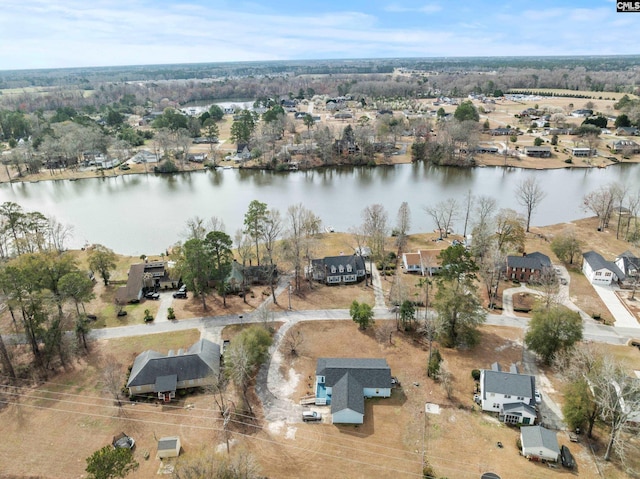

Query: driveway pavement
left=592, top=284, right=640, bottom=329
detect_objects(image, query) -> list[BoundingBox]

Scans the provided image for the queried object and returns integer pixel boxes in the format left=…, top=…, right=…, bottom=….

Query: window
left=493, top=403, right=500, bottom=408
left=517, top=396, right=524, bottom=400
left=346, top=264, right=352, bottom=273
left=339, top=265, right=344, bottom=273
left=504, top=395, right=511, bottom=399
left=330, top=266, right=336, bottom=274
left=595, top=271, right=602, bottom=276
left=605, top=272, right=612, bottom=277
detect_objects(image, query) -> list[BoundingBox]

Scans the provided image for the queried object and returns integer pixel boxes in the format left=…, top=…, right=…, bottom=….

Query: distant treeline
left=2, top=55, right=640, bottom=90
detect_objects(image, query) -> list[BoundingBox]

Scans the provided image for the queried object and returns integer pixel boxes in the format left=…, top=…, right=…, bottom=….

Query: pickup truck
left=302, top=411, right=322, bottom=422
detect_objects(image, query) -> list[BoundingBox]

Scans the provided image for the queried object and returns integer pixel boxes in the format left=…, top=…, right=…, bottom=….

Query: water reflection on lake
left=0, top=163, right=636, bottom=256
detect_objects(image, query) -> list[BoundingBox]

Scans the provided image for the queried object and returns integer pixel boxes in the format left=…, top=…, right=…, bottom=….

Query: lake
left=0, top=163, right=635, bottom=256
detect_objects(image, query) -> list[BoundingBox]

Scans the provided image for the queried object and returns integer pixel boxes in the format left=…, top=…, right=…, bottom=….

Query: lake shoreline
left=2, top=152, right=637, bottom=185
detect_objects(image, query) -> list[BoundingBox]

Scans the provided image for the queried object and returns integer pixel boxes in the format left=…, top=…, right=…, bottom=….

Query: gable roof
left=115, top=263, right=145, bottom=304
left=521, top=426, right=560, bottom=454
left=316, top=358, right=391, bottom=389
left=507, top=252, right=551, bottom=270
left=127, top=339, right=220, bottom=388
left=331, top=372, right=365, bottom=415
left=583, top=251, right=625, bottom=279
left=482, top=369, right=535, bottom=400
left=316, top=255, right=365, bottom=275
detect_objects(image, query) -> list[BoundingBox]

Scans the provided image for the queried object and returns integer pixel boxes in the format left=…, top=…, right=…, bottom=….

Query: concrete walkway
left=592, top=284, right=640, bottom=329
left=370, top=265, right=386, bottom=309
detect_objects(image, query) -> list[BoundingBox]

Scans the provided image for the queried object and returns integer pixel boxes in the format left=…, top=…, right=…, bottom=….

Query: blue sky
left=0, top=0, right=637, bottom=70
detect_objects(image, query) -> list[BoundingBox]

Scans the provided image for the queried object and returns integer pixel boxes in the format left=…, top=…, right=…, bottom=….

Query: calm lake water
left=0, top=163, right=635, bottom=256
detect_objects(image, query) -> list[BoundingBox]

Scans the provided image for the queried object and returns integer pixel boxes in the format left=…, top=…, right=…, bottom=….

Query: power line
left=0, top=397, right=425, bottom=478
left=0, top=387, right=561, bottom=479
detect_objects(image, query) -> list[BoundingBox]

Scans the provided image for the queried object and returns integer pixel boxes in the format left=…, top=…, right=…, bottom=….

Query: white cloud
left=384, top=3, right=442, bottom=14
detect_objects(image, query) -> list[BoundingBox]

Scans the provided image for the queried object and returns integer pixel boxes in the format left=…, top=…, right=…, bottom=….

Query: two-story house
left=310, top=255, right=366, bottom=285
left=506, top=252, right=551, bottom=283
left=479, top=364, right=537, bottom=425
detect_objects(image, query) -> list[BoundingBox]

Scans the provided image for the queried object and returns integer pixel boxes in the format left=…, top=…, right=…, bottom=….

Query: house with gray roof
left=506, top=252, right=552, bottom=283
left=315, top=358, right=392, bottom=424
left=520, top=425, right=560, bottom=462
left=615, top=250, right=640, bottom=283
left=582, top=251, right=625, bottom=285
left=480, top=366, right=537, bottom=425
left=310, top=255, right=366, bottom=285
left=127, top=339, right=220, bottom=402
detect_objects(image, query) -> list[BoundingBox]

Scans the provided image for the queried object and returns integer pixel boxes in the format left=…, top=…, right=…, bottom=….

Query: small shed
left=520, top=426, right=560, bottom=462
left=157, top=436, right=181, bottom=459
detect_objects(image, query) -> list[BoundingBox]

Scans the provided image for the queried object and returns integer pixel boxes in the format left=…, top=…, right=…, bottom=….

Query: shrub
left=564, top=158, right=572, bottom=164
left=167, top=307, right=175, bottom=320
left=143, top=309, right=154, bottom=322
left=471, top=369, right=481, bottom=381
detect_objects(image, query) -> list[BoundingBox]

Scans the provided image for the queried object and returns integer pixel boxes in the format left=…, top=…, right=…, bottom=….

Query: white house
left=615, top=250, right=640, bottom=280
left=582, top=251, right=625, bottom=285
left=520, top=426, right=560, bottom=462
left=315, top=358, right=392, bottom=424
left=480, top=366, right=537, bottom=425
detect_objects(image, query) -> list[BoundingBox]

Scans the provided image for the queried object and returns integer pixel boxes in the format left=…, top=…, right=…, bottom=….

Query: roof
left=316, top=358, right=391, bottom=389
left=507, top=252, right=551, bottom=271
left=583, top=251, right=625, bottom=279
left=157, top=437, right=180, bottom=451
left=331, top=372, right=365, bottom=415
left=127, top=339, right=220, bottom=389
left=483, top=369, right=535, bottom=400
left=154, top=374, right=177, bottom=393
left=317, top=255, right=366, bottom=276
left=503, top=402, right=536, bottom=417
left=115, top=263, right=145, bottom=304
left=520, top=426, right=560, bottom=454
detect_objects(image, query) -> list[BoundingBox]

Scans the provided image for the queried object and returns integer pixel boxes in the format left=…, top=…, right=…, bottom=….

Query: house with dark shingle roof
left=127, top=339, right=220, bottom=402
left=506, top=252, right=551, bottom=283
left=315, top=358, right=392, bottom=424
left=582, top=251, right=625, bottom=285
left=480, top=366, right=537, bottom=425
left=115, top=261, right=177, bottom=304
left=615, top=250, right=640, bottom=281
left=520, top=425, right=560, bottom=462
left=310, top=255, right=366, bottom=285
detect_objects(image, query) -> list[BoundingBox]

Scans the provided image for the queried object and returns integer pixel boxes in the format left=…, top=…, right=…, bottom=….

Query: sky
left=0, top=0, right=638, bottom=71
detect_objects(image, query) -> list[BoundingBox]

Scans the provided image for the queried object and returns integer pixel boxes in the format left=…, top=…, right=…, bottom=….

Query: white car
left=302, top=411, right=322, bottom=422
left=535, top=390, right=542, bottom=404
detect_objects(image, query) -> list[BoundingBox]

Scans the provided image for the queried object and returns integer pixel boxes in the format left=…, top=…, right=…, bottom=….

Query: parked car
left=302, top=411, right=322, bottom=422
left=145, top=291, right=160, bottom=300
left=178, top=285, right=187, bottom=293
left=561, top=445, right=575, bottom=469
left=535, top=389, right=542, bottom=404
left=173, top=290, right=187, bottom=299
left=112, top=433, right=135, bottom=450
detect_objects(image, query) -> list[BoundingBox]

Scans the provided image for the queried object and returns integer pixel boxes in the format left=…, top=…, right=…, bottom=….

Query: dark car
left=561, top=445, right=575, bottom=469
left=145, top=291, right=160, bottom=300
left=173, top=290, right=187, bottom=299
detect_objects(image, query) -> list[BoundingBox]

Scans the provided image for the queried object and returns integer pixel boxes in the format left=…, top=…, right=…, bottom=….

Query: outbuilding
left=156, top=436, right=181, bottom=459
left=520, top=426, right=560, bottom=462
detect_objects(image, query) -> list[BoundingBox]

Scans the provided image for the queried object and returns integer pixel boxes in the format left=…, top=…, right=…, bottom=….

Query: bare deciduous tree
left=362, top=204, right=388, bottom=258
left=424, top=198, right=458, bottom=239
left=283, top=330, right=304, bottom=357
left=395, top=201, right=411, bottom=251
left=515, top=177, right=546, bottom=233
left=584, top=185, right=616, bottom=231
left=102, top=355, right=124, bottom=409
